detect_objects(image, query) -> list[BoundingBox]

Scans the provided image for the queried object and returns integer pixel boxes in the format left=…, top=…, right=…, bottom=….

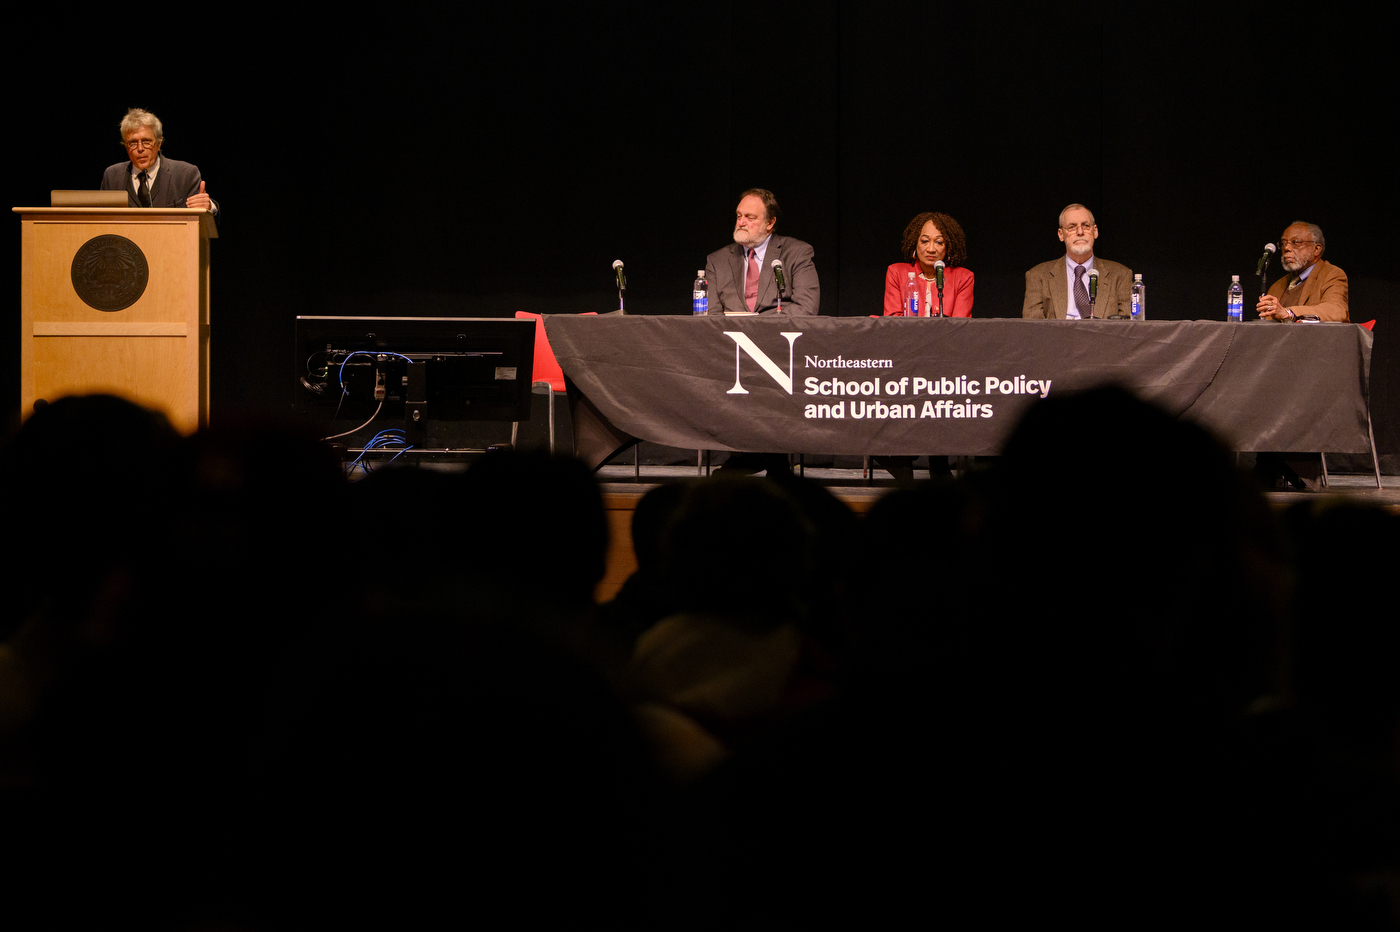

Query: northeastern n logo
left=724, top=331, right=802, bottom=394
left=71, top=234, right=149, bottom=312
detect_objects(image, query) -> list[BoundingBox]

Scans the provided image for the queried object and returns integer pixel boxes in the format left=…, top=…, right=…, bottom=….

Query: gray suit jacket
left=101, top=156, right=219, bottom=216
left=1022, top=256, right=1132, bottom=319
left=705, top=234, right=819, bottom=316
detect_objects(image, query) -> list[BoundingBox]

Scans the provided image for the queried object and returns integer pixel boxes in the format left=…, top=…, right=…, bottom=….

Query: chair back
left=515, top=311, right=596, bottom=392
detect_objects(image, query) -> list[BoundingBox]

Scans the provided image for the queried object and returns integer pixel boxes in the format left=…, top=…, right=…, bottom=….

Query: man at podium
left=100, top=108, right=218, bottom=216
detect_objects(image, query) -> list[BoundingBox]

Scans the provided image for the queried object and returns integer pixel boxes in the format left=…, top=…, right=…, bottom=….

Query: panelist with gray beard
left=704, top=188, right=819, bottom=316
left=1256, top=222, right=1349, bottom=322
left=1022, top=204, right=1133, bottom=319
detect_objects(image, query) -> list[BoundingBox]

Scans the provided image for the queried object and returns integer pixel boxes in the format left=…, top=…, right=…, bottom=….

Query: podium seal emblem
left=71, top=234, right=149, bottom=312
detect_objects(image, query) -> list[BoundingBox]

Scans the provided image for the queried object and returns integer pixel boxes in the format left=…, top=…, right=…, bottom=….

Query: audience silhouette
left=3, top=389, right=1397, bottom=928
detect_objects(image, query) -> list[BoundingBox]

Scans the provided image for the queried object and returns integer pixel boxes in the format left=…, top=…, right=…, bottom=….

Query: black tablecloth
left=543, top=316, right=1373, bottom=469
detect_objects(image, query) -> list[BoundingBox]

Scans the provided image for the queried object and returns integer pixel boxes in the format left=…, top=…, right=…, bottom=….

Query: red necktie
left=745, top=249, right=759, bottom=312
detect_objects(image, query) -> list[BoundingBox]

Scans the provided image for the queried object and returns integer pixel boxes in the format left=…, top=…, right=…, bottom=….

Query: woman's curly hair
left=900, top=212, right=968, bottom=268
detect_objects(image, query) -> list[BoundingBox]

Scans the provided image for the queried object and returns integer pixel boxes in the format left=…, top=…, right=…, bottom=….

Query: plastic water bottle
left=692, top=271, right=708, bottom=316
left=1228, top=275, right=1243, bottom=322
left=903, top=271, right=920, bottom=317
left=1130, top=273, right=1145, bottom=320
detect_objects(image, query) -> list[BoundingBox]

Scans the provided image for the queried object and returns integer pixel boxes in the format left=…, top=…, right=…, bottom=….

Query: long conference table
left=542, top=315, right=1378, bottom=479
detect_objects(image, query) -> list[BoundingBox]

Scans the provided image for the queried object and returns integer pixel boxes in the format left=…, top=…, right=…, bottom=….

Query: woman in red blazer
left=875, top=212, right=973, bottom=479
left=882, top=212, right=974, bottom=317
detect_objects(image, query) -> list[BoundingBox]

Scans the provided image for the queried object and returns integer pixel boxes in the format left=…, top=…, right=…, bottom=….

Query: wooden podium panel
left=14, top=207, right=216, bottom=433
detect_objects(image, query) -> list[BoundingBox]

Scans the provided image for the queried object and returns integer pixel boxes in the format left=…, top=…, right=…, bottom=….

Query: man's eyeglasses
left=1061, top=223, right=1095, bottom=234
left=124, top=138, right=158, bottom=151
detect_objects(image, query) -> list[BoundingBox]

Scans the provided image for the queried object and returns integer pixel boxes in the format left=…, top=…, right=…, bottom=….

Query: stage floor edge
left=592, top=469, right=1400, bottom=603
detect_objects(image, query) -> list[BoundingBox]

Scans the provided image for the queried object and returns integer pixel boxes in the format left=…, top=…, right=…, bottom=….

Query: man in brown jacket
left=1257, top=222, right=1349, bottom=322
left=1022, top=204, right=1134, bottom=319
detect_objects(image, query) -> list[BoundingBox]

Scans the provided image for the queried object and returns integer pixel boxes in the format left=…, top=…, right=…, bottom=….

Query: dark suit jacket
left=101, top=156, right=219, bottom=216
left=1266, top=260, right=1349, bottom=322
left=1022, top=256, right=1132, bottom=319
left=705, top=234, right=819, bottom=316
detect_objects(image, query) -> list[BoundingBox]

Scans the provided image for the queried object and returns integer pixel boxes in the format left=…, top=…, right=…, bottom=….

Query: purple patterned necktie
left=1074, top=264, right=1090, bottom=319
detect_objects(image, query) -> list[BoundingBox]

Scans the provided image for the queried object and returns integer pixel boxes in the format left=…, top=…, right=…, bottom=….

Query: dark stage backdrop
left=5, top=2, right=1398, bottom=457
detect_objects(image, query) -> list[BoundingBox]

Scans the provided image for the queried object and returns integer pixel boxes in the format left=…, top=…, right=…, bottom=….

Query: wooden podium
left=14, top=207, right=216, bottom=433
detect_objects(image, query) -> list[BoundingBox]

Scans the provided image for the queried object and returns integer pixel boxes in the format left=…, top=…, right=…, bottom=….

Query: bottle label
left=693, top=292, right=707, bottom=315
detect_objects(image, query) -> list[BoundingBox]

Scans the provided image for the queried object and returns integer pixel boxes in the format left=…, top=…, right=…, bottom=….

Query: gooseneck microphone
left=1088, top=267, right=1099, bottom=318
left=771, top=259, right=786, bottom=314
left=1256, top=243, right=1277, bottom=273
left=1256, top=243, right=1275, bottom=300
left=612, top=259, right=626, bottom=312
left=933, top=260, right=946, bottom=316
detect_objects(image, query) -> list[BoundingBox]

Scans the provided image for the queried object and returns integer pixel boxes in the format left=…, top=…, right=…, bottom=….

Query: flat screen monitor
left=294, top=315, right=537, bottom=448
